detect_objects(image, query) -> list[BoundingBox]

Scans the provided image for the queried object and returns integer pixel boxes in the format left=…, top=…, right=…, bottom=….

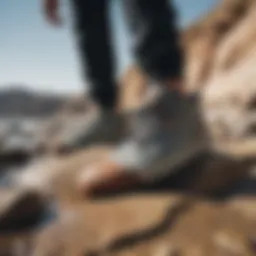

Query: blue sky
left=0, top=0, right=217, bottom=94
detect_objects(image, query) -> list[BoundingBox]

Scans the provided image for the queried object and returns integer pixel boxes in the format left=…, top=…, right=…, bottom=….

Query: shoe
left=110, top=88, right=209, bottom=181
left=57, top=110, right=125, bottom=153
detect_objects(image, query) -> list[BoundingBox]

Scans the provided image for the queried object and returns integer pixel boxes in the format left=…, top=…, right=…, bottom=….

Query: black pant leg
left=123, top=0, right=183, bottom=81
left=70, top=0, right=116, bottom=110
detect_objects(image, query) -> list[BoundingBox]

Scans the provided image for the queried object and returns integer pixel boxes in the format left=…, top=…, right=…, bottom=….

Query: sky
left=0, top=0, right=217, bottom=94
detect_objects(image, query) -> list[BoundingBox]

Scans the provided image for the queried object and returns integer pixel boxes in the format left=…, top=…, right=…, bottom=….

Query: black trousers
left=71, top=0, right=183, bottom=110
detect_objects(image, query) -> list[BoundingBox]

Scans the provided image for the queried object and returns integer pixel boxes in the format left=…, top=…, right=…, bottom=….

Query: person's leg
left=123, top=0, right=183, bottom=87
left=71, top=0, right=116, bottom=110
left=57, top=0, right=124, bottom=152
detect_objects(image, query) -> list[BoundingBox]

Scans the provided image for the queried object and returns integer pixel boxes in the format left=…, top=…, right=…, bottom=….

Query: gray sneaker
left=58, top=110, right=125, bottom=152
left=111, top=88, right=209, bottom=181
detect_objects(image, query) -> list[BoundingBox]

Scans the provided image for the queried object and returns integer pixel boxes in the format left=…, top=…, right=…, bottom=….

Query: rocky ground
left=0, top=0, right=255, bottom=255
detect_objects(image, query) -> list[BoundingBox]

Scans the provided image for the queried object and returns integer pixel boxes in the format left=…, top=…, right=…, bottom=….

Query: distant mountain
left=0, top=87, right=67, bottom=118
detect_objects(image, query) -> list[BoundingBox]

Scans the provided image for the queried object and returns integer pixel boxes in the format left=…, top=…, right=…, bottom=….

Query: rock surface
left=12, top=142, right=254, bottom=256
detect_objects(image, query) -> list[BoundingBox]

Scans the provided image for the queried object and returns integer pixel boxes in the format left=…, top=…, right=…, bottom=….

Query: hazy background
left=1, top=0, right=217, bottom=94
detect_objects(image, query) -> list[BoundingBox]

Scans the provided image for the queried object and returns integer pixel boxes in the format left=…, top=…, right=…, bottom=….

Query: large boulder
left=184, top=0, right=255, bottom=90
